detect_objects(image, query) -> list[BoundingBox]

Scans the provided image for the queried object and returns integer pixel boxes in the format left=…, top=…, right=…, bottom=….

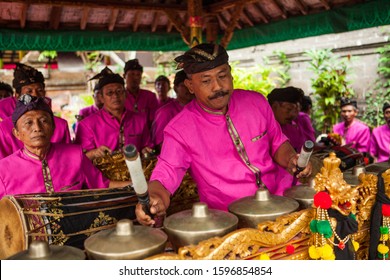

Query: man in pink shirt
left=123, top=59, right=158, bottom=128
left=151, top=70, right=194, bottom=152
left=0, top=81, right=13, bottom=101
left=77, top=83, right=103, bottom=120
left=154, top=75, right=174, bottom=108
left=370, top=102, right=390, bottom=162
left=333, top=98, right=371, bottom=154
left=136, top=44, right=312, bottom=225
left=268, top=86, right=309, bottom=152
left=0, top=63, right=46, bottom=121
left=0, top=95, right=130, bottom=199
left=75, top=67, right=153, bottom=160
left=0, top=63, right=71, bottom=159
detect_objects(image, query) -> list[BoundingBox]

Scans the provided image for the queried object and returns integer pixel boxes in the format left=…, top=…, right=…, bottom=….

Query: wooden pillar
left=188, top=0, right=203, bottom=47
left=18, top=51, right=26, bottom=61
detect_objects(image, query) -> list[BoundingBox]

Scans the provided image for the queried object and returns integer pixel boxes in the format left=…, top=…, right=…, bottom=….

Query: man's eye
left=202, top=80, right=210, bottom=84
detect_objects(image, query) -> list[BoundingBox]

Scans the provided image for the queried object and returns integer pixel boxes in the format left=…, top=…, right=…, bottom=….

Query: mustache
left=208, top=90, right=229, bottom=100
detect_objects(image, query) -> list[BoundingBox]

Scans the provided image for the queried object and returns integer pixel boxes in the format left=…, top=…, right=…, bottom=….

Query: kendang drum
left=0, top=187, right=138, bottom=259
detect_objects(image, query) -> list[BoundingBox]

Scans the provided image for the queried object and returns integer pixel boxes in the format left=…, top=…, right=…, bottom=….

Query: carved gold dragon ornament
left=146, top=152, right=378, bottom=260
left=308, top=152, right=363, bottom=260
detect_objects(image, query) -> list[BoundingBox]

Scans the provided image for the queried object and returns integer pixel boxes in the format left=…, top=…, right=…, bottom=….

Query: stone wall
left=228, top=25, right=390, bottom=113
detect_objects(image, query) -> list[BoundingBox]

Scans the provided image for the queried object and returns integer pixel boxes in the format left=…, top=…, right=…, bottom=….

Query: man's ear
left=184, top=79, right=194, bottom=95
left=12, top=127, right=21, bottom=141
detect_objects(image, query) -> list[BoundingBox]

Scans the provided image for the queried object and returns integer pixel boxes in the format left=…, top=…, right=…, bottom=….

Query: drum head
left=0, top=197, right=26, bottom=259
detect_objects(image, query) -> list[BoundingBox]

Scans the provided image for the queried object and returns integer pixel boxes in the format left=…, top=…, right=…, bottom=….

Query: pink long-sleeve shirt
left=0, top=96, right=16, bottom=121
left=370, top=124, right=390, bottom=162
left=0, top=115, right=71, bottom=160
left=74, top=108, right=151, bottom=153
left=125, top=89, right=158, bottom=127
left=281, top=112, right=316, bottom=152
left=0, top=143, right=109, bottom=199
left=150, top=89, right=291, bottom=211
left=78, top=105, right=100, bottom=119
left=333, top=119, right=371, bottom=153
left=151, top=99, right=185, bottom=146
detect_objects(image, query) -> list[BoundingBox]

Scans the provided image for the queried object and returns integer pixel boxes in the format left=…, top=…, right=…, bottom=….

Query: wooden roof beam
left=151, top=12, right=159, bottom=33
left=269, top=0, right=287, bottom=19
left=167, top=20, right=173, bottom=33
left=2, top=0, right=186, bottom=12
left=20, top=3, right=28, bottom=29
left=133, top=11, right=140, bottom=32
left=49, top=6, right=62, bottom=30
left=216, top=13, right=228, bottom=31
left=164, top=10, right=190, bottom=45
left=220, top=2, right=244, bottom=48
left=318, top=0, right=331, bottom=10
left=294, top=0, right=308, bottom=15
left=253, top=2, right=269, bottom=24
left=80, top=7, right=89, bottom=30
left=108, top=8, right=119, bottom=31
left=205, top=0, right=259, bottom=13
left=226, top=8, right=242, bottom=29
left=241, top=8, right=254, bottom=27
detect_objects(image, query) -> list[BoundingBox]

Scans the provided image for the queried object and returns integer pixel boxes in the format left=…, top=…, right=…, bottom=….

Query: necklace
left=323, top=209, right=350, bottom=250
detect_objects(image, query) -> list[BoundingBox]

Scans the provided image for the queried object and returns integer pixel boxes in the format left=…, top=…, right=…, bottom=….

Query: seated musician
left=332, top=98, right=370, bottom=154
left=154, top=75, right=174, bottom=108
left=268, top=86, right=310, bottom=152
left=0, top=63, right=71, bottom=160
left=151, top=70, right=194, bottom=153
left=74, top=83, right=103, bottom=133
left=74, top=67, right=153, bottom=161
left=370, top=102, right=390, bottom=162
left=0, top=95, right=130, bottom=199
left=135, top=43, right=312, bottom=226
left=0, top=81, right=13, bottom=101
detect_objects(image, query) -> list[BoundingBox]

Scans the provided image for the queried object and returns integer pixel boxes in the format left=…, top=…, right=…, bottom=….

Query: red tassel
left=382, top=204, right=390, bottom=217
left=313, top=192, right=332, bottom=209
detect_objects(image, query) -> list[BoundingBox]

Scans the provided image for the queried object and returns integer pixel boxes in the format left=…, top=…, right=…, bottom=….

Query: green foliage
left=231, top=51, right=291, bottom=96
left=305, top=49, right=355, bottom=133
left=361, top=42, right=390, bottom=127
left=38, top=50, right=57, bottom=61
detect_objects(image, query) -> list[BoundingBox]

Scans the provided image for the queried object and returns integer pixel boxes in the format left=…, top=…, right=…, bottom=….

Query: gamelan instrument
left=0, top=187, right=137, bottom=259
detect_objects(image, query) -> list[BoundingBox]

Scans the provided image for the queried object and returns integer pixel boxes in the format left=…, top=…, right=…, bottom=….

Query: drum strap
left=42, top=159, right=54, bottom=193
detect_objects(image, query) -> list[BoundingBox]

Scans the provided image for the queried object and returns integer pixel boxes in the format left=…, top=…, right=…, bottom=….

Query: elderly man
left=136, top=43, right=312, bottom=225
left=370, top=102, right=390, bottom=162
left=332, top=98, right=370, bottom=154
left=123, top=59, right=158, bottom=127
left=151, top=70, right=194, bottom=152
left=0, top=81, right=13, bottom=101
left=75, top=67, right=153, bottom=160
left=0, top=95, right=130, bottom=199
left=0, top=63, right=71, bottom=159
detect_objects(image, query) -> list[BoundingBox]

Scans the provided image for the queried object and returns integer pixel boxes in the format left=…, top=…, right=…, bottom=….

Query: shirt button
left=246, top=161, right=250, bottom=165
